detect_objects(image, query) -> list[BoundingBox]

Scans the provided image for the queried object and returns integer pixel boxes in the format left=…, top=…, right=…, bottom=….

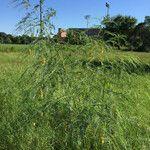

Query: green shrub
left=102, top=31, right=128, bottom=50
left=66, top=30, right=89, bottom=45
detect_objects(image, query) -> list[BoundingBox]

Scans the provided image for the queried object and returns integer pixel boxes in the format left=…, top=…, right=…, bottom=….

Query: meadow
left=0, top=44, right=29, bottom=52
left=0, top=42, right=150, bottom=149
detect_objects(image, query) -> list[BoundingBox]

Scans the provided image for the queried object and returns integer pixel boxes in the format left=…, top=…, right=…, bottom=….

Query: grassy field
left=0, top=44, right=29, bottom=52
left=0, top=43, right=150, bottom=62
left=0, top=42, right=150, bottom=149
left=121, top=51, right=150, bottom=63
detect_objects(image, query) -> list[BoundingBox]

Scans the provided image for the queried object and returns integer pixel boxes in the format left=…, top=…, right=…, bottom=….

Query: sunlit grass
left=0, top=44, right=29, bottom=52
left=0, top=42, right=150, bottom=149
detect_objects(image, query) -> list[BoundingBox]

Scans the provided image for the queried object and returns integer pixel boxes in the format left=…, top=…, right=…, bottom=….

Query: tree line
left=1, top=13, right=150, bottom=52
left=101, top=15, right=150, bottom=52
left=0, top=32, right=36, bottom=44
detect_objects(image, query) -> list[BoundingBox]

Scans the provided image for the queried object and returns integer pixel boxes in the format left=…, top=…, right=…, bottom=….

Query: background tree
left=101, top=15, right=137, bottom=50
left=0, top=32, right=36, bottom=44
left=129, top=18, right=150, bottom=52
left=144, top=16, right=150, bottom=26
left=102, top=15, right=137, bottom=35
left=66, top=29, right=89, bottom=45
left=0, top=37, right=4, bottom=44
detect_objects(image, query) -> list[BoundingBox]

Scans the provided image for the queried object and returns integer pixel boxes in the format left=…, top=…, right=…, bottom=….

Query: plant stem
left=40, top=0, right=43, bottom=36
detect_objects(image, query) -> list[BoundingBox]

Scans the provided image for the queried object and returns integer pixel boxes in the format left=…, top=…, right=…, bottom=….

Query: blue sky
left=0, top=0, right=150, bottom=34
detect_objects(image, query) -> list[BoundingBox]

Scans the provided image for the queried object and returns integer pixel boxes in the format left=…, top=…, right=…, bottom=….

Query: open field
left=121, top=51, right=150, bottom=63
left=0, top=52, right=22, bottom=65
left=0, top=44, right=150, bottom=62
left=0, top=44, right=29, bottom=52
left=0, top=43, right=150, bottom=149
left=1, top=0, right=150, bottom=149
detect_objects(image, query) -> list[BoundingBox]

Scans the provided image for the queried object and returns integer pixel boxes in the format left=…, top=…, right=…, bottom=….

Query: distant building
left=58, top=28, right=67, bottom=40
left=58, top=28, right=101, bottom=39
left=68, top=28, right=101, bottom=37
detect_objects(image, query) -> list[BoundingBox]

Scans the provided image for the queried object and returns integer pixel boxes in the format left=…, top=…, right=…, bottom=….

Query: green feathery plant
left=12, top=0, right=30, bottom=8
left=14, top=0, right=56, bottom=37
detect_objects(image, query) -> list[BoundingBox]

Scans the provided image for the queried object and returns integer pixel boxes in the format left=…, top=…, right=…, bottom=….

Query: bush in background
left=65, top=30, right=89, bottom=45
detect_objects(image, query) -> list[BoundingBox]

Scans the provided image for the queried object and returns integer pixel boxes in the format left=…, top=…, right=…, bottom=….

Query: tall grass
left=0, top=40, right=150, bottom=149
left=0, top=44, right=29, bottom=52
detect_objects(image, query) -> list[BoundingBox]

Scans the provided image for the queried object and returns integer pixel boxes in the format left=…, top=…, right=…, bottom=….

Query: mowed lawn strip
left=0, top=44, right=29, bottom=52
left=117, top=51, right=150, bottom=63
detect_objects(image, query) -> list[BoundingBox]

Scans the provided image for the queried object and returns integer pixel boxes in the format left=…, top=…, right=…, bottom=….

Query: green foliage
left=15, top=0, right=56, bottom=36
left=66, top=30, right=90, bottom=45
left=144, top=16, right=150, bottom=26
left=129, top=21, right=150, bottom=52
left=0, top=32, right=36, bottom=44
left=102, top=15, right=137, bottom=35
left=102, top=31, right=128, bottom=50
left=101, top=15, right=150, bottom=52
left=0, top=42, right=150, bottom=149
left=0, top=44, right=29, bottom=52
left=101, top=15, right=137, bottom=50
left=12, top=0, right=30, bottom=9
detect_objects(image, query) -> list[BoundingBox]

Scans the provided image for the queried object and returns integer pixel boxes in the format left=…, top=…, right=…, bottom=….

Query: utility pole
left=40, top=0, right=43, bottom=36
left=84, top=15, right=91, bottom=28
left=106, top=2, right=110, bottom=18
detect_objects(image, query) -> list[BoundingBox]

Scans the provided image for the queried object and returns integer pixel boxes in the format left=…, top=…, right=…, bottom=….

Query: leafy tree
left=144, top=16, right=150, bottom=26
left=130, top=21, right=150, bottom=52
left=0, top=32, right=7, bottom=39
left=0, top=32, right=7, bottom=44
left=0, top=37, right=4, bottom=44
left=5, top=37, right=12, bottom=44
left=101, top=15, right=137, bottom=50
left=0, top=32, right=36, bottom=44
left=102, top=15, right=137, bottom=35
